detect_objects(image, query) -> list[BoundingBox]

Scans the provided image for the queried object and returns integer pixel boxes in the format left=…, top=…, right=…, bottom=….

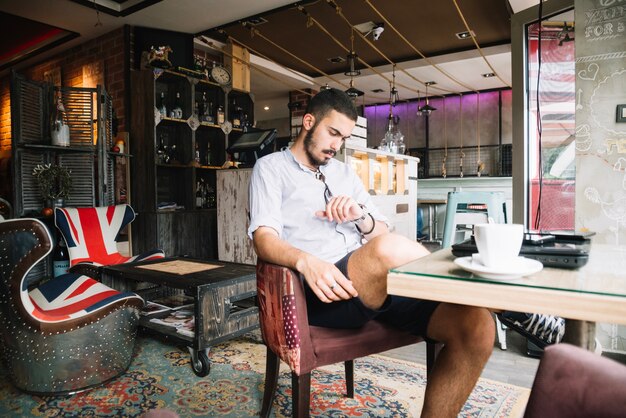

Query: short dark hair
left=305, top=88, right=358, bottom=122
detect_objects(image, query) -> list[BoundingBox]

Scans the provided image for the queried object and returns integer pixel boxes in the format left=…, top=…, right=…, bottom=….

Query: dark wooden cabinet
left=130, top=68, right=253, bottom=259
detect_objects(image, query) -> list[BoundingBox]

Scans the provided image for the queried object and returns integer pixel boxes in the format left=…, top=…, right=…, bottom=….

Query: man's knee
left=430, top=305, right=495, bottom=350
left=367, top=233, right=427, bottom=267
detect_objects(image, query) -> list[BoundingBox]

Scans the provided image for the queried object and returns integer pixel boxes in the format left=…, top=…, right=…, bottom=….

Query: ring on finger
left=329, top=282, right=336, bottom=290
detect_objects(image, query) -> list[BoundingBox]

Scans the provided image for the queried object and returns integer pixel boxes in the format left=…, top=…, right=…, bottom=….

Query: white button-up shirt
left=248, top=148, right=388, bottom=263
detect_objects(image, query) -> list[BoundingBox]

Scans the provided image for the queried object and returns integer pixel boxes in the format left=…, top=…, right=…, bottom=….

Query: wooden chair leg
left=261, top=347, right=280, bottom=418
left=426, top=342, right=442, bottom=378
left=345, top=360, right=354, bottom=398
left=292, top=372, right=311, bottom=418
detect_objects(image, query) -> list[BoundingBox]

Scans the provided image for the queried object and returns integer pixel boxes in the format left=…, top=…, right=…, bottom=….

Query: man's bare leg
left=421, top=304, right=494, bottom=417
left=347, top=233, right=429, bottom=308
left=346, top=233, right=494, bottom=417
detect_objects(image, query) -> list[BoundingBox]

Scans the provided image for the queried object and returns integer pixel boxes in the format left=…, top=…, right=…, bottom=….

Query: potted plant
left=32, top=163, right=73, bottom=209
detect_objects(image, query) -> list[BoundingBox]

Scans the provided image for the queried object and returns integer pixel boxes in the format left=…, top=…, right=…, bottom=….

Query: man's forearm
left=253, top=228, right=312, bottom=273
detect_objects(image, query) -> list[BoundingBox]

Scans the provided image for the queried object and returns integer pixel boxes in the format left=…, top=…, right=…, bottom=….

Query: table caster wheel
left=188, top=347, right=210, bottom=377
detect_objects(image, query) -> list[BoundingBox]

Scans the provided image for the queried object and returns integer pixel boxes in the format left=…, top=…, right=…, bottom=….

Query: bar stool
left=441, top=191, right=507, bottom=248
left=441, top=191, right=508, bottom=350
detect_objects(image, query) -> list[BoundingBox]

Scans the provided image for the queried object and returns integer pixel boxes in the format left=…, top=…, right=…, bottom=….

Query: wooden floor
left=382, top=325, right=540, bottom=388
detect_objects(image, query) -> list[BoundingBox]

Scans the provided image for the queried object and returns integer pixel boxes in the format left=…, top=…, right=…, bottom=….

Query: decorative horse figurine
left=147, top=45, right=173, bottom=68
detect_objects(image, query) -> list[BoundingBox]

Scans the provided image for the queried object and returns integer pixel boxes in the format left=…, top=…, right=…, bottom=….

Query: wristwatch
left=351, top=203, right=367, bottom=223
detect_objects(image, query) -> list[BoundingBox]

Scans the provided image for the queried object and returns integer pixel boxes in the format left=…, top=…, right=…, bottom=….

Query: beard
left=303, top=125, right=336, bottom=167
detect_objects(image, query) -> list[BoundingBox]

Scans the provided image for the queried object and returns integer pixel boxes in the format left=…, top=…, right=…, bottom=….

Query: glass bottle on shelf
left=170, top=92, right=183, bottom=119
left=158, top=91, right=167, bottom=118
left=231, top=99, right=241, bottom=128
left=217, top=104, right=225, bottom=125
left=207, top=185, right=216, bottom=208
left=194, top=142, right=201, bottom=165
left=156, top=134, right=166, bottom=163
left=205, top=142, right=211, bottom=166
left=51, top=92, right=70, bottom=147
left=53, top=237, right=70, bottom=278
left=195, top=181, right=203, bottom=208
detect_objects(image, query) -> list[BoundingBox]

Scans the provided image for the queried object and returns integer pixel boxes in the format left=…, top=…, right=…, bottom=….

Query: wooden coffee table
left=101, top=257, right=258, bottom=376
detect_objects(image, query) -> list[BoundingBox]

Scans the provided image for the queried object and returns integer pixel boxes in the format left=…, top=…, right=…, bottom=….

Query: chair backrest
left=0, top=218, right=53, bottom=326
left=442, top=191, right=507, bottom=248
left=55, top=204, right=135, bottom=267
left=524, top=343, right=626, bottom=417
left=256, top=261, right=315, bottom=376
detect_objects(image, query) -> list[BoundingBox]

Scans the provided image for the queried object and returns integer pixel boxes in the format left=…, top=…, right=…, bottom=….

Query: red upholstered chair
left=524, top=343, right=626, bottom=418
left=256, top=260, right=440, bottom=418
left=54, top=204, right=164, bottom=278
left=0, top=218, right=145, bottom=394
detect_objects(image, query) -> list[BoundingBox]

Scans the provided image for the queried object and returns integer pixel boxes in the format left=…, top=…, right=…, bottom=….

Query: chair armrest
left=69, top=262, right=102, bottom=279
left=256, top=260, right=315, bottom=376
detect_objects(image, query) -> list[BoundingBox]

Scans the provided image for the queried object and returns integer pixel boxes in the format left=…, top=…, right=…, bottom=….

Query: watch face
left=211, top=66, right=231, bottom=85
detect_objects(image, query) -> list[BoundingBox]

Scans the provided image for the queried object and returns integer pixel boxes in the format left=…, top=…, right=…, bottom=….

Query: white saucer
left=453, top=254, right=543, bottom=281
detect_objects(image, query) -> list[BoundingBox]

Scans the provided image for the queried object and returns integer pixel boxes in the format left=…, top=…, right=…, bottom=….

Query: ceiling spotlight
left=482, top=72, right=495, bottom=78
left=370, top=24, right=385, bottom=41
left=455, top=30, right=475, bottom=39
left=371, top=88, right=384, bottom=93
left=263, top=106, right=270, bottom=110
left=328, top=56, right=345, bottom=63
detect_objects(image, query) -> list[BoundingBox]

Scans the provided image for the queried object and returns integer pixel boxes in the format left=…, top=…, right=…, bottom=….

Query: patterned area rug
left=0, top=333, right=529, bottom=417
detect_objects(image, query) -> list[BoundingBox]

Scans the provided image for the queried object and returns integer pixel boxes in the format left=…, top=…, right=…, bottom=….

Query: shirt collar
left=284, top=146, right=331, bottom=176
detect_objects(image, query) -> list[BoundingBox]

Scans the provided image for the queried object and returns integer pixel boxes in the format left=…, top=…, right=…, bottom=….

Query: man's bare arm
left=253, top=226, right=358, bottom=303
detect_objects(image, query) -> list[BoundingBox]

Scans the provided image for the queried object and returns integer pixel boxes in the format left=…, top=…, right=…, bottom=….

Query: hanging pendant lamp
left=418, top=81, right=437, bottom=116
left=344, top=29, right=363, bottom=99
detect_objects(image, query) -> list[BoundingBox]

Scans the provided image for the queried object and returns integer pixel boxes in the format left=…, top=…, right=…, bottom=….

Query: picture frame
left=617, top=104, right=626, bottom=123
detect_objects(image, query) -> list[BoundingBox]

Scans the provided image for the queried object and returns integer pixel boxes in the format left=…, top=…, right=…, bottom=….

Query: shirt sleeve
left=247, top=157, right=284, bottom=240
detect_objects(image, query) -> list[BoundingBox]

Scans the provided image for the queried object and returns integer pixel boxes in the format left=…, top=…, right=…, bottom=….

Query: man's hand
left=315, top=195, right=363, bottom=224
left=296, top=254, right=359, bottom=303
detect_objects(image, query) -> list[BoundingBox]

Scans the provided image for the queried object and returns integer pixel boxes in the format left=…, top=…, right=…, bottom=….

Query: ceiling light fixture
left=379, top=65, right=405, bottom=154
left=328, top=56, right=345, bottom=63
left=455, top=30, right=475, bottom=39
left=344, top=28, right=364, bottom=99
left=263, top=106, right=270, bottom=110
left=418, top=81, right=437, bottom=116
left=482, top=72, right=495, bottom=78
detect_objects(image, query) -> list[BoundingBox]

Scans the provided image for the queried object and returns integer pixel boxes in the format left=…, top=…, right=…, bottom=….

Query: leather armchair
left=524, top=343, right=626, bottom=417
left=256, top=260, right=441, bottom=417
left=0, top=218, right=145, bottom=394
left=54, top=204, right=164, bottom=278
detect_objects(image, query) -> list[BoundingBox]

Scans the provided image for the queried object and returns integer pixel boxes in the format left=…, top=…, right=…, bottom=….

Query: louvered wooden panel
left=101, top=89, right=115, bottom=205
left=59, top=87, right=96, bottom=148
left=14, top=77, right=47, bottom=145
left=58, top=154, right=95, bottom=207
left=24, top=258, right=49, bottom=288
left=17, top=151, right=47, bottom=216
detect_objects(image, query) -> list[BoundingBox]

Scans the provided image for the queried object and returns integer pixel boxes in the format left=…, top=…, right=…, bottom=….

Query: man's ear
left=302, top=113, right=315, bottom=130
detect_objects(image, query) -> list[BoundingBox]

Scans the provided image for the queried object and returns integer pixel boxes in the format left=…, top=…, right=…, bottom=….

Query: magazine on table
left=176, top=317, right=195, bottom=338
left=140, top=301, right=171, bottom=316
left=149, top=308, right=194, bottom=328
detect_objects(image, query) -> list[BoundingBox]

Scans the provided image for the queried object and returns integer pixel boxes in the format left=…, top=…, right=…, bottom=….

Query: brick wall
left=0, top=27, right=128, bottom=152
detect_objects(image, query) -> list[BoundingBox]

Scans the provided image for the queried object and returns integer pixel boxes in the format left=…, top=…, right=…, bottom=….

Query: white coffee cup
left=473, top=223, right=524, bottom=269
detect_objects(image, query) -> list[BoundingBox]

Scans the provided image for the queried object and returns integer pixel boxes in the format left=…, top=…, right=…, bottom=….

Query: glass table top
left=390, top=244, right=626, bottom=299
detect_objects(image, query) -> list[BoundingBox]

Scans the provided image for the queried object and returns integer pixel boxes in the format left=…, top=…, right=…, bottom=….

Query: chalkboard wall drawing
left=575, top=0, right=626, bottom=246
left=576, top=0, right=626, bottom=355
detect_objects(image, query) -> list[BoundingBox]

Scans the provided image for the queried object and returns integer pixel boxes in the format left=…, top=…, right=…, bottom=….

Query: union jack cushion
left=25, top=273, right=143, bottom=323
left=55, top=205, right=164, bottom=267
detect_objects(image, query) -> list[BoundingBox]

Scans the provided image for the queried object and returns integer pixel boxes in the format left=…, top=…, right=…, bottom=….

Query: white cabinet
left=336, top=145, right=420, bottom=241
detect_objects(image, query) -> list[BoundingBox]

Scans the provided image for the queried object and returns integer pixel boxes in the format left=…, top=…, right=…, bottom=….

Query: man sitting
left=248, top=88, right=495, bottom=417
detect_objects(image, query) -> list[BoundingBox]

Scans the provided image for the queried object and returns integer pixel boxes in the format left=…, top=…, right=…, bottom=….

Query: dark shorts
left=303, top=252, right=440, bottom=341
